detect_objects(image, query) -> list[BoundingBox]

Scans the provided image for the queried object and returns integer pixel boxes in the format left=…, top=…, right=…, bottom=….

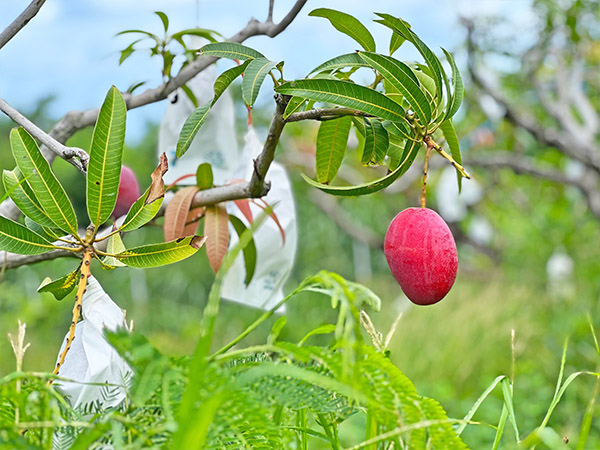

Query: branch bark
left=285, top=107, right=373, bottom=123
left=0, top=0, right=46, bottom=50
left=0, top=98, right=88, bottom=172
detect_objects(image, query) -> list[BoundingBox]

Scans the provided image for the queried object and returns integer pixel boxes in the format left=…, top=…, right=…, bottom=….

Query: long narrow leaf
left=199, top=42, right=264, bottom=61
left=439, top=119, right=464, bottom=191
left=362, top=118, right=389, bottom=166
left=10, top=128, right=77, bottom=235
left=229, top=215, right=257, bottom=285
left=119, top=154, right=168, bottom=232
left=212, top=61, right=249, bottom=105
left=242, top=57, right=277, bottom=106
left=359, top=52, right=431, bottom=124
left=176, top=103, right=211, bottom=158
left=115, top=235, right=206, bottom=268
left=442, top=48, right=464, bottom=120
left=0, top=215, right=55, bottom=255
left=309, top=53, right=369, bottom=75
left=87, top=86, right=127, bottom=227
left=375, top=14, right=445, bottom=105
left=302, top=139, right=421, bottom=196
left=276, top=79, right=406, bottom=123
left=309, top=8, right=375, bottom=52
left=315, top=116, right=351, bottom=183
left=2, top=168, right=56, bottom=228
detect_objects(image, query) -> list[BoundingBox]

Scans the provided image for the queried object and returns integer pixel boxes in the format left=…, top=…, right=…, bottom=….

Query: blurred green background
left=1, top=0, right=599, bottom=448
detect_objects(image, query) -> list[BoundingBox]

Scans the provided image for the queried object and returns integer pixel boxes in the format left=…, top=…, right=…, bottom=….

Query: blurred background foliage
left=1, top=0, right=599, bottom=448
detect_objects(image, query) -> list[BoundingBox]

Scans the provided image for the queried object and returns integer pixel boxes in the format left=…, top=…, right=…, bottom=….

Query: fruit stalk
left=420, top=144, right=433, bottom=208
left=51, top=247, right=93, bottom=378
left=424, top=135, right=471, bottom=179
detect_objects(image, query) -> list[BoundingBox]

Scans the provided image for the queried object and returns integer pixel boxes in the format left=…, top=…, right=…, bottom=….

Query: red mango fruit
left=113, top=166, right=140, bottom=218
left=384, top=207, right=458, bottom=305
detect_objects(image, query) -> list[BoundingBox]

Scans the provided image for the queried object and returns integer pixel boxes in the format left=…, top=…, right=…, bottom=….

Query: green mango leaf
left=412, top=64, right=437, bottom=105
left=103, top=232, right=127, bottom=267
left=442, top=48, right=464, bottom=120
left=282, top=96, right=306, bottom=119
left=276, top=79, right=406, bottom=123
left=389, top=31, right=406, bottom=55
left=386, top=132, right=405, bottom=171
left=155, top=11, right=169, bottom=32
left=2, top=168, right=56, bottom=228
left=315, top=116, right=352, bottom=184
left=384, top=120, right=414, bottom=142
left=171, top=28, right=222, bottom=44
left=242, top=57, right=278, bottom=106
left=359, top=52, right=432, bottom=124
left=375, top=14, right=445, bottom=106
left=0, top=215, right=55, bottom=255
left=24, top=217, right=61, bottom=242
left=362, top=118, right=389, bottom=166
left=10, top=128, right=78, bottom=235
left=196, top=162, right=214, bottom=190
left=37, top=267, right=81, bottom=300
left=309, top=53, right=369, bottom=75
left=119, top=155, right=168, bottom=232
left=198, top=42, right=264, bottom=61
left=212, top=60, right=249, bottom=105
left=87, top=86, right=127, bottom=227
left=440, top=119, right=464, bottom=191
left=180, top=84, right=199, bottom=108
left=176, top=103, right=211, bottom=158
left=309, top=8, right=376, bottom=52
left=228, top=215, right=257, bottom=285
left=302, top=139, right=421, bottom=196
left=115, top=235, right=206, bottom=268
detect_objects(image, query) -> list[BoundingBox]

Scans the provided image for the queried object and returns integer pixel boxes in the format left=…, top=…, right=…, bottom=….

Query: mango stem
left=50, top=247, right=93, bottom=380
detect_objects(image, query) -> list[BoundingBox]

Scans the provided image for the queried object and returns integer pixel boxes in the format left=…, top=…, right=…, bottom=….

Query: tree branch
left=1, top=248, right=78, bottom=272
left=0, top=98, right=88, bottom=172
left=285, top=108, right=374, bottom=123
left=248, top=94, right=289, bottom=197
left=463, top=18, right=600, bottom=174
left=466, top=152, right=600, bottom=218
left=0, top=0, right=46, bottom=50
left=42, top=0, right=308, bottom=151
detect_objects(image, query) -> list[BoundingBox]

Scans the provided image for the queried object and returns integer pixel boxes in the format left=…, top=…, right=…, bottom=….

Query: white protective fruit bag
left=53, top=276, right=131, bottom=411
left=157, top=64, right=297, bottom=311
left=158, top=64, right=240, bottom=186
left=222, top=126, right=297, bottom=310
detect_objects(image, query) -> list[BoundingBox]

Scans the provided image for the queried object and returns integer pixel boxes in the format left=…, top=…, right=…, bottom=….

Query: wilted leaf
left=204, top=204, right=229, bottom=273
left=164, top=186, right=199, bottom=241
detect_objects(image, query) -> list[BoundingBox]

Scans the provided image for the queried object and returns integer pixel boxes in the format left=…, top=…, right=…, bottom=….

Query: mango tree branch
left=248, top=94, right=289, bottom=197
left=0, top=98, right=88, bottom=172
left=285, top=107, right=374, bottom=123
left=44, top=0, right=308, bottom=150
left=463, top=18, right=600, bottom=174
left=0, top=0, right=46, bottom=50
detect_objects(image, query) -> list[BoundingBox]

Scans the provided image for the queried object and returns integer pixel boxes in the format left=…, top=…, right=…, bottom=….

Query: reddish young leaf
left=204, top=204, right=230, bottom=273
left=164, top=186, right=199, bottom=241
left=233, top=199, right=253, bottom=224
left=253, top=198, right=286, bottom=244
left=183, top=206, right=205, bottom=236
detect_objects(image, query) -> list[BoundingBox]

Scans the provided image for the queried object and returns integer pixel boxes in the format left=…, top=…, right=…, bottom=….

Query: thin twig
left=0, top=0, right=46, bottom=50
left=0, top=98, right=88, bottom=172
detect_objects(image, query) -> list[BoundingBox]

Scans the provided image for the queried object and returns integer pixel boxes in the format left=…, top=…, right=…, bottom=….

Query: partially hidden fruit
left=384, top=207, right=457, bottom=305
left=113, top=166, right=140, bottom=218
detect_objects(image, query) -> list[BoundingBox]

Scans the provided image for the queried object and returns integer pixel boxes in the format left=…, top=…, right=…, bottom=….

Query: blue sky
left=0, top=0, right=533, bottom=142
